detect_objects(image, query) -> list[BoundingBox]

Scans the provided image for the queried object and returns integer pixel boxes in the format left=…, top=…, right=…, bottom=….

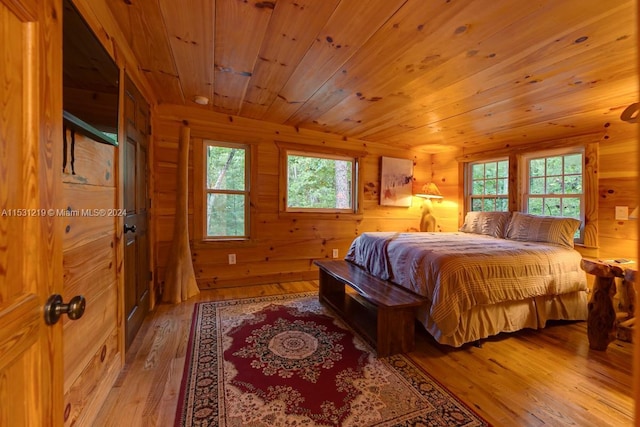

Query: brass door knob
left=44, top=294, right=86, bottom=325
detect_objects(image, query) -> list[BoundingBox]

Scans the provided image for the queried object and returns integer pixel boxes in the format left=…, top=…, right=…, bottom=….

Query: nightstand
left=580, top=258, right=637, bottom=350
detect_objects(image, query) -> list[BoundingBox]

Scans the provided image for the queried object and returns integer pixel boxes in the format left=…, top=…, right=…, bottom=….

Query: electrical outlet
left=228, top=253, right=236, bottom=265
left=332, top=249, right=339, bottom=259
left=615, top=206, right=629, bottom=220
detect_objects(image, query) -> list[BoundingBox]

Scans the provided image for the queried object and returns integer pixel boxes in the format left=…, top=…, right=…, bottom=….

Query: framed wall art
left=380, top=156, right=413, bottom=207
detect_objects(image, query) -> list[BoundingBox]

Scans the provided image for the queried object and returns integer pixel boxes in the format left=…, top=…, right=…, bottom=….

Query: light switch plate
left=615, top=206, right=629, bottom=220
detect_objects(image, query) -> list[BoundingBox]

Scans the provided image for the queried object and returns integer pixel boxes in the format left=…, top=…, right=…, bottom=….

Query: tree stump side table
left=580, top=258, right=637, bottom=351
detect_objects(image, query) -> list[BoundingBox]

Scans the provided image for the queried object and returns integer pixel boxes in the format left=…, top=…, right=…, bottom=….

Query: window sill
left=278, top=211, right=364, bottom=221
left=192, top=238, right=255, bottom=249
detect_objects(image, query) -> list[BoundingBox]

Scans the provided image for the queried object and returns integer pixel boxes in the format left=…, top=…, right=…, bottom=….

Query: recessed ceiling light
left=193, top=95, right=209, bottom=105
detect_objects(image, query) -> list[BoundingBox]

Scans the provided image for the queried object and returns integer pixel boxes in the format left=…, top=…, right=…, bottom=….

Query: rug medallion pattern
left=175, top=293, right=488, bottom=427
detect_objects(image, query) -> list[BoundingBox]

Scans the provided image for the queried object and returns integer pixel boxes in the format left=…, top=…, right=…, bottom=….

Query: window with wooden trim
left=522, top=148, right=584, bottom=241
left=278, top=143, right=364, bottom=215
left=462, top=144, right=595, bottom=247
left=466, top=158, right=509, bottom=211
left=202, top=140, right=250, bottom=239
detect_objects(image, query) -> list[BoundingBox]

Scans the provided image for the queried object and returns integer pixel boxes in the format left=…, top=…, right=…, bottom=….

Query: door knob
left=124, top=224, right=137, bottom=233
left=44, top=294, right=86, bottom=325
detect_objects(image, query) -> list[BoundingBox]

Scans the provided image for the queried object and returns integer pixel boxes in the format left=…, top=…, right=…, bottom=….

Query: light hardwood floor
left=94, top=281, right=634, bottom=427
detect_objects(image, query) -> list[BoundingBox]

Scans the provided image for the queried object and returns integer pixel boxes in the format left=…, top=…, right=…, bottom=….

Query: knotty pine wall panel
left=154, top=189, right=193, bottom=217
left=438, top=123, right=638, bottom=262
left=63, top=235, right=116, bottom=302
left=597, top=124, right=638, bottom=261
left=63, top=329, right=120, bottom=427
left=62, top=184, right=117, bottom=251
left=61, top=132, right=120, bottom=427
left=153, top=103, right=637, bottom=291
left=429, top=149, right=463, bottom=232
left=155, top=215, right=195, bottom=243
left=152, top=104, right=431, bottom=289
left=62, top=281, right=117, bottom=392
left=62, top=132, right=116, bottom=187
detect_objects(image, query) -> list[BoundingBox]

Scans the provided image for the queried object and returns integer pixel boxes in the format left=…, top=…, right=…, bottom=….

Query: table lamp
left=416, top=183, right=443, bottom=232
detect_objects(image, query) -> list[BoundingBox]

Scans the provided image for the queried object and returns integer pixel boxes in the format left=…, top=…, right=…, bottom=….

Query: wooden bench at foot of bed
left=314, top=259, right=426, bottom=357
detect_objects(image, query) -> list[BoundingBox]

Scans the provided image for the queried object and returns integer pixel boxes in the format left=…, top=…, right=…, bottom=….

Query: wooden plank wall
left=428, top=149, right=462, bottom=233
left=433, top=120, right=638, bottom=261
left=61, top=132, right=121, bottom=426
left=152, top=104, right=431, bottom=289
left=597, top=121, right=638, bottom=261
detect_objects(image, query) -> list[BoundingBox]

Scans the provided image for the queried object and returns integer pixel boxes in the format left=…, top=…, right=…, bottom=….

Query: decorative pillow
left=459, top=211, right=512, bottom=238
left=505, top=212, right=580, bottom=248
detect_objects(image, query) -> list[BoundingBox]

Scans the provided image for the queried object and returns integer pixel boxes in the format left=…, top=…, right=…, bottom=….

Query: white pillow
left=505, top=212, right=580, bottom=248
left=459, top=211, right=512, bottom=238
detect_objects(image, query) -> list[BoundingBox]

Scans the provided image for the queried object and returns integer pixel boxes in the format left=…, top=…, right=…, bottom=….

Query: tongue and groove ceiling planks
left=105, top=0, right=637, bottom=152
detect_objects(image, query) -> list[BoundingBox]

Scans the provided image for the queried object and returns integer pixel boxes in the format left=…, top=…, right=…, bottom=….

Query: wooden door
left=0, top=0, right=63, bottom=425
left=123, top=76, right=151, bottom=349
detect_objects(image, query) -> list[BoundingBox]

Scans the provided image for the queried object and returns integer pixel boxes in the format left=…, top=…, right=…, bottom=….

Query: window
left=285, top=151, right=357, bottom=212
left=467, top=159, right=509, bottom=211
left=523, top=149, right=584, bottom=239
left=277, top=142, right=364, bottom=215
left=462, top=144, right=595, bottom=247
left=203, top=141, right=250, bottom=239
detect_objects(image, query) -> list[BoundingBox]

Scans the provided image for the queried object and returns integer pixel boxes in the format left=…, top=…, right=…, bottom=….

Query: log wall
left=597, top=121, right=638, bottom=261
left=428, top=149, right=462, bottom=233
left=153, top=104, right=638, bottom=291
left=152, top=104, right=431, bottom=289
left=433, top=120, right=638, bottom=261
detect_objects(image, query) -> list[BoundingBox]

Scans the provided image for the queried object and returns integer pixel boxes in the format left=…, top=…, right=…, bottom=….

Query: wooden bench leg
left=377, top=307, right=416, bottom=357
left=318, top=268, right=345, bottom=303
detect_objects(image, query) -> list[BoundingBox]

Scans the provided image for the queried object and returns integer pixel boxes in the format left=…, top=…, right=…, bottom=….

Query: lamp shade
left=416, top=182, right=443, bottom=199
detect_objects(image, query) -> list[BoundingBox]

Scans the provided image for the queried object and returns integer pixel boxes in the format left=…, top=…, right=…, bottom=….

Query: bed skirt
left=418, top=291, right=589, bottom=347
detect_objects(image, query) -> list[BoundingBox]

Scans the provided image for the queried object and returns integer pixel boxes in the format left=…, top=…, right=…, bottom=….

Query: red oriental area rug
left=175, top=293, right=489, bottom=427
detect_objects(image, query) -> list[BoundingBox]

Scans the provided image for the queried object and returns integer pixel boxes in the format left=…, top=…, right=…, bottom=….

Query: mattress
left=345, top=232, right=588, bottom=345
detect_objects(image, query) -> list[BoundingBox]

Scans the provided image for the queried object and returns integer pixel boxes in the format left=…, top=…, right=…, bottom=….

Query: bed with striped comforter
left=345, top=232, right=588, bottom=346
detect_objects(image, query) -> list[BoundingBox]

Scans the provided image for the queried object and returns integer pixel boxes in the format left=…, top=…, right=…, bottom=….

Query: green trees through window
left=205, top=142, right=248, bottom=238
left=469, top=159, right=509, bottom=211
left=286, top=153, right=355, bottom=211
left=465, top=150, right=585, bottom=242
left=526, top=153, right=582, bottom=219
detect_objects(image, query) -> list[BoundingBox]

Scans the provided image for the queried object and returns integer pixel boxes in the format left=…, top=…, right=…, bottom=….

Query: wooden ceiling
left=104, top=0, right=637, bottom=153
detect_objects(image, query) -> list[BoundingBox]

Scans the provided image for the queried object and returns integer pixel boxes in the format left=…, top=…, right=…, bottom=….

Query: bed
left=344, top=211, right=589, bottom=347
